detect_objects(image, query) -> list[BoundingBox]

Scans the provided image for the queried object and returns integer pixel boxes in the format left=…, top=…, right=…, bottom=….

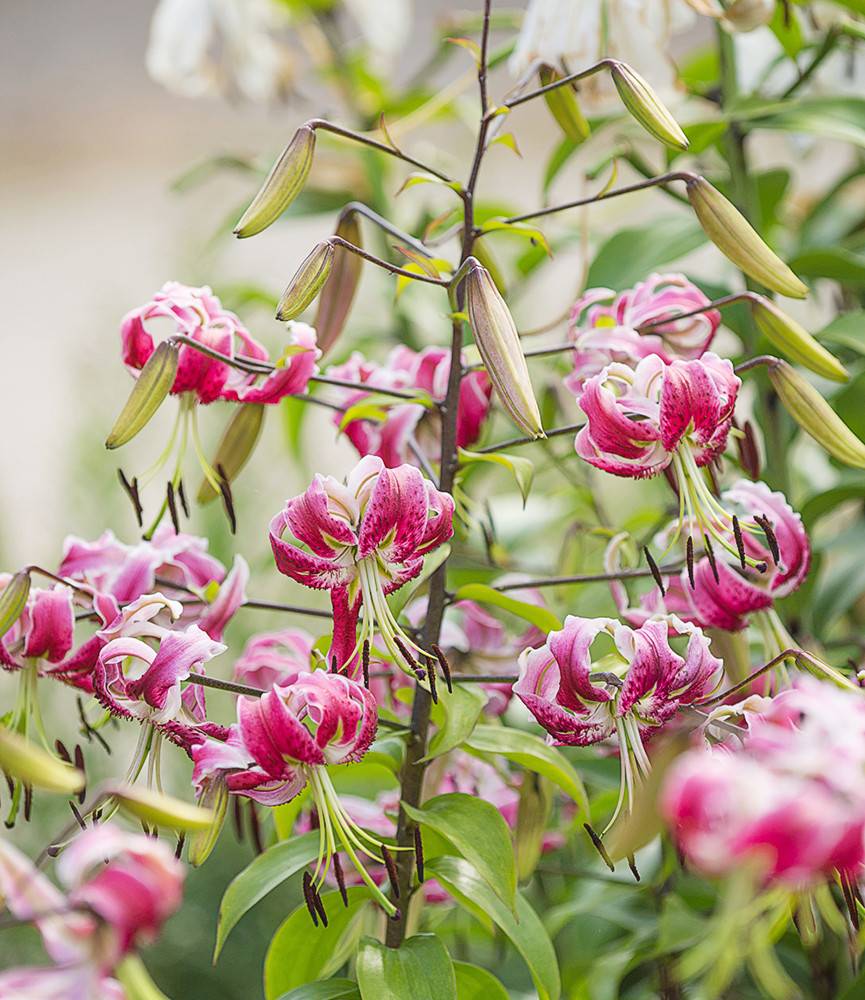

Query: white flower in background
left=342, top=0, right=412, bottom=71
left=682, top=0, right=774, bottom=32
left=509, top=0, right=696, bottom=107
left=146, top=0, right=295, bottom=102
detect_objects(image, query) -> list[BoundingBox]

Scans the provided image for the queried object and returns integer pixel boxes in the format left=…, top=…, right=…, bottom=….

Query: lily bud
left=686, top=176, right=808, bottom=299
left=110, top=783, right=215, bottom=832
left=234, top=124, right=316, bottom=239
left=609, top=61, right=689, bottom=151
left=0, top=571, right=31, bottom=640
left=315, top=211, right=363, bottom=355
left=750, top=297, right=848, bottom=383
left=276, top=241, right=335, bottom=321
left=187, top=779, right=229, bottom=867
left=723, top=0, right=775, bottom=31
left=0, top=726, right=84, bottom=795
left=515, top=773, right=553, bottom=882
left=464, top=260, right=544, bottom=438
left=197, top=403, right=265, bottom=504
left=769, top=359, right=865, bottom=468
left=539, top=65, right=590, bottom=144
left=106, top=340, right=179, bottom=449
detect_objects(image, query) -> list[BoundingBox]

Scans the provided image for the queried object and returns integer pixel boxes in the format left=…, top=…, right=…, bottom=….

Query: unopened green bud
left=464, top=260, right=544, bottom=439
left=0, top=571, right=31, bottom=640
left=769, top=359, right=865, bottom=468
left=315, top=211, right=363, bottom=355
left=0, top=726, right=84, bottom=795
left=234, top=124, right=316, bottom=239
left=106, top=340, right=179, bottom=450
left=539, top=65, right=590, bottom=144
left=187, top=778, right=230, bottom=866
left=276, top=241, right=335, bottom=321
left=686, top=176, right=808, bottom=299
left=610, top=61, right=689, bottom=151
left=110, top=783, right=215, bottom=832
left=515, top=773, right=553, bottom=882
left=750, top=297, right=848, bottom=383
left=197, top=403, right=265, bottom=505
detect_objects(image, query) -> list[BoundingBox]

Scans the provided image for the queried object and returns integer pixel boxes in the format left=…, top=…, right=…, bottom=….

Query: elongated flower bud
left=769, top=359, right=865, bottom=468
left=539, top=65, right=590, bottom=144
left=0, top=726, right=84, bottom=795
left=723, top=0, right=775, bottom=31
left=464, top=260, right=544, bottom=438
left=188, top=779, right=229, bottom=867
left=609, top=61, right=689, bottom=151
left=276, top=241, right=335, bottom=321
left=234, top=124, right=316, bottom=239
left=515, top=773, right=553, bottom=882
left=198, top=403, right=265, bottom=504
left=686, top=176, right=808, bottom=299
left=106, top=340, right=179, bottom=449
left=0, top=571, right=30, bottom=640
left=110, top=783, right=214, bottom=832
left=750, top=298, right=848, bottom=383
left=315, top=211, right=362, bottom=355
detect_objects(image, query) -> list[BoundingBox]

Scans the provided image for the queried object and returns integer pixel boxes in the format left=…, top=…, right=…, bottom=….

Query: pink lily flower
left=233, top=628, right=316, bottom=690
left=0, top=825, right=183, bottom=999
left=515, top=613, right=721, bottom=831
left=327, top=346, right=491, bottom=469
left=0, top=579, right=74, bottom=671
left=269, top=456, right=454, bottom=676
left=565, top=273, right=721, bottom=397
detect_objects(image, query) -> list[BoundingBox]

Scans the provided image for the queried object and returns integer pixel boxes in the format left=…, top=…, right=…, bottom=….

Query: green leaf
left=586, top=216, right=706, bottom=289
left=214, top=831, right=319, bottom=959
left=450, top=583, right=561, bottom=634
left=273, top=786, right=310, bottom=840
left=458, top=448, right=534, bottom=504
left=357, top=934, right=457, bottom=1000
left=115, top=956, right=169, bottom=1000
left=788, top=247, right=865, bottom=287
left=281, top=394, right=309, bottom=461
left=402, top=793, right=517, bottom=912
left=769, top=3, right=804, bottom=58
left=744, top=96, right=865, bottom=150
left=423, top=683, right=487, bottom=761
left=479, top=218, right=553, bottom=257
left=363, top=735, right=406, bottom=774
left=277, top=981, right=360, bottom=1000
left=428, top=857, right=561, bottom=1000
left=543, top=137, right=580, bottom=195
left=800, top=479, right=865, bottom=528
left=465, top=724, right=589, bottom=818
left=264, top=888, right=370, bottom=1000
left=453, top=962, right=509, bottom=1000
left=490, top=132, right=521, bottom=157
left=815, top=311, right=865, bottom=355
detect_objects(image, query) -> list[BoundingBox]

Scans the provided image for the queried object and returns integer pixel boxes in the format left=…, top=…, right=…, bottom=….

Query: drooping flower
left=269, top=456, right=454, bottom=676
left=233, top=628, right=315, bottom=690
left=0, top=825, right=183, bottom=998
left=327, top=346, right=492, bottom=469
left=515, top=614, right=721, bottom=830
left=565, top=274, right=721, bottom=397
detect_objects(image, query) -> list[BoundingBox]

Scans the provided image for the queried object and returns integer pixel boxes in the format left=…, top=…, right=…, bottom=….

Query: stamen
left=427, top=657, right=438, bottom=704
left=330, top=655, right=339, bottom=675
left=362, top=641, right=370, bottom=689
left=301, top=872, right=319, bottom=927
left=703, top=533, right=720, bottom=585
left=177, top=478, right=190, bottom=518
left=393, top=636, right=425, bottom=681
left=332, top=852, right=348, bottom=906
left=643, top=546, right=665, bottom=596
left=737, top=419, right=761, bottom=479
left=583, top=823, right=615, bottom=873
left=54, top=740, right=71, bottom=763
left=175, top=833, right=185, bottom=860
left=117, top=469, right=144, bottom=527
left=414, top=826, right=425, bottom=883
left=627, top=854, right=640, bottom=882
left=432, top=645, right=453, bottom=694
left=686, top=536, right=695, bottom=589
left=732, top=515, right=746, bottom=570
left=68, top=801, right=87, bottom=830
left=382, top=845, right=400, bottom=899
left=73, top=745, right=86, bottom=804
left=755, top=514, right=780, bottom=564
left=23, top=785, right=32, bottom=822
left=310, top=882, right=328, bottom=927
left=217, top=465, right=237, bottom=534
left=166, top=481, right=181, bottom=532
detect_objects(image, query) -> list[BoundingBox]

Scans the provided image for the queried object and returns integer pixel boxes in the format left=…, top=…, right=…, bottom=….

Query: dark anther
left=54, top=740, right=71, bottom=764
left=310, top=882, right=328, bottom=927
left=583, top=823, right=615, bottom=873
left=166, top=481, right=180, bottom=532
left=23, top=784, right=33, bottom=822
left=643, top=546, right=665, bottom=596
left=427, top=656, right=438, bottom=704
left=732, top=515, right=746, bottom=570
left=46, top=845, right=61, bottom=858
left=389, top=907, right=402, bottom=922
left=69, top=801, right=87, bottom=830
left=332, top=852, right=348, bottom=907
left=177, top=478, right=190, bottom=518
left=686, top=536, right=695, bottom=589
left=414, top=826, right=425, bottom=883
left=431, top=644, right=453, bottom=694
left=382, top=845, right=400, bottom=899
left=703, top=533, right=719, bottom=585
left=627, top=854, right=641, bottom=882
left=736, top=419, right=761, bottom=480
left=362, top=641, right=370, bottom=689
left=92, top=808, right=103, bottom=823
left=217, top=464, right=237, bottom=534
left=117, top=469, right=143, bottom=527
left=175, top=833, right=186, bottom=860
left=247, top=802, right=264, bottom=855
left=73, top=745, right=86, bottom=804
left=755, top=514, right=780, bottom=564
left=301, top=872, right=319, bottom=927
left=393, top=636, right=422, bottom=680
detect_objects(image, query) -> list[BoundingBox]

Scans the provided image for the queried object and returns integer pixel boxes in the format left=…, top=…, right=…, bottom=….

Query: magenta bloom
left=515, top=614, right=721, bottom=830
left=270, top=455, right=454, bottom=674
left=328, top=346, right=492, bottom=469
left=0, top=825, right=183, bottom=998
left=0, top=579, right=73, bottom=670
left=233, top=628, right=315, bottom=690
left=566, top=273, right=721, bottom=396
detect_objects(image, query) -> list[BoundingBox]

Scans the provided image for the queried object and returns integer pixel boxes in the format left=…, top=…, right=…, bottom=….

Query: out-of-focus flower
left=0, top=825, right=183, bottom=998
left=516, top=613, right=720, bottom=829
left=328, top=346, right=492, bottom=469
left=269, top=456, right=454, bottom=676
left=565, top=274, right=721, bottom=397
left=0, top=580, right=73, bottom=670
left=233, top=628, right=315, bottom=690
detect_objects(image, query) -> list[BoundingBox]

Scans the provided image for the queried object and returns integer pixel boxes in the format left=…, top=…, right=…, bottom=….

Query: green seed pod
left=276, top=241, right=335, bottom=321
left=0, top=726, right=84, bottom=795
left=539, top=65, right=590, bottom=144
left=609, top=61, right=689, bottom=151
left=197, top=403, right=265, bottom=505
left=0, top=571, right=31, bottom=641
left=686, top=176, right=809, bottom=299
left=750, top=297, right=848, bottom=383
left=769, top=359, right=865, bottom=468
left=464, top=260, right=544, bottom=439
left=315, top=211, right=363, bottom=355
left=110, top=783, right=215, bottom=832
left=106, top=340, right=179, bottom=450
left=234, top=124, right=316, bottom=239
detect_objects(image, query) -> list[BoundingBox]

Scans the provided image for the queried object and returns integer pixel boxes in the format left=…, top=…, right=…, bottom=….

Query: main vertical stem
left=385, top=0, right=493, bottom=948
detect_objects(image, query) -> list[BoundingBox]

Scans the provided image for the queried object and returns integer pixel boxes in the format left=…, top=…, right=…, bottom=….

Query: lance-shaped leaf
left=356, top=935, right=457, bottom=1000
left=234, top=124, right=316, bottom=238
left=768, top=359, right=865, bottom=468
left=105, top=340, right=179, bottom=449
left=0, top=571, right=30, bottom=640
left=0, top=726, right=84, bottom=794
left=450, top=583, right=561, bottom=634
left=422, top=683, right=486, bottom=761
left=277, top=241, right=335, bottom=321
left=458, top=448, right=534, bottom=505
left=515, top=772, right=553, bottom=882
left=539, top=65, right=590, bottom=143
left=115, top=955, right=170, bottom=1000
left=316, top=211, right=363, bottom=355
left=749, top=297, right=848, bottom=382
left=464, top=260, right=544, bottom=438
left=453, top=963, right=509, bottom=1000
left=109, top=783, right=214, bottom=832
left=610, top=61, right=689, bottom=151
left=686, top=176, right=808, bottom=298
left=198, top=403, right=265, bottom=504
